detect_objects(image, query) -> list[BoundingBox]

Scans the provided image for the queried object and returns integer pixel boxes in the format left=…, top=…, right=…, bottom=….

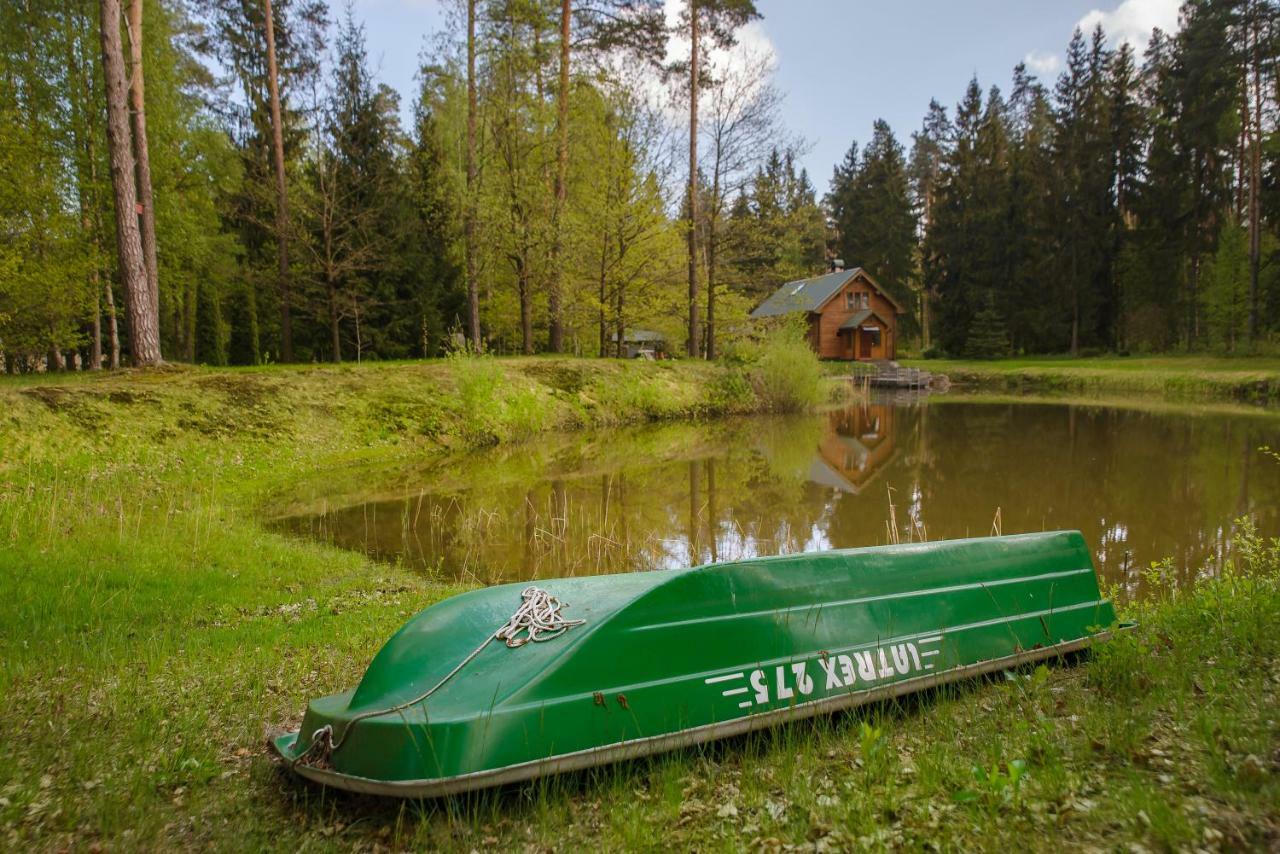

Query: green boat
left=272, top=531, right=1120, bottom=797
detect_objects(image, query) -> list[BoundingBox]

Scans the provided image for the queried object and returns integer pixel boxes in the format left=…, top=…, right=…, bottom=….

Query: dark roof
left=839, top=309, right=893, bottom=330
left=750, top=270, right=858, bottom=318
left=621, top=328, right=664, bottom=343
left=839, top=309, right=872, bottom=330
left=749, top=268, right=903, bottom=319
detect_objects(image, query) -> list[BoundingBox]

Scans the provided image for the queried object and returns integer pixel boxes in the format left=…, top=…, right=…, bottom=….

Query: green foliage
left=828, top=120, right=917, bottom=327
left=855, top=721, right=891, bottom=785
left=954, top=759, right=1028, bottom=811
left=706, top=367, right=757, bottom=412
left=964, top=294, right=1011, bottom=359
left=724, top=148, right=827, bottom=302
left=447, top=352, right=549, bottom=444
left=746, top=322, right=826, bottom=413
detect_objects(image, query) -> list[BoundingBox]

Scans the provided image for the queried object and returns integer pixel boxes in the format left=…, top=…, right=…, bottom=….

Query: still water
left=273, top=396, right=1280, bottom=598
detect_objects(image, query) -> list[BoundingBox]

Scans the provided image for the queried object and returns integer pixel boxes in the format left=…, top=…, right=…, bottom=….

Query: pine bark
left=464, top=0, right=481, bottom=348
left=545, top=0, right=570, bottom=352
left=99, top=0, right=161, bottom=366
left=686, top=3, right=700, bottom=358
left=263, top=0, right=293, bottom=362
left=126, top=0, right=159, bottom=323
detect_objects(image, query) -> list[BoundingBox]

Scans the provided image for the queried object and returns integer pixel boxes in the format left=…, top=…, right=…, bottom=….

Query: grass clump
left=744, top=321, right=828, bottom=413
left=447, top=352, right=550, bottom=444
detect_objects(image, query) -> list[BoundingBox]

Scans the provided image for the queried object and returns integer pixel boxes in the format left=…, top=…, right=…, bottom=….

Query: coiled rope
left=294, top=586, right=585, bottom=765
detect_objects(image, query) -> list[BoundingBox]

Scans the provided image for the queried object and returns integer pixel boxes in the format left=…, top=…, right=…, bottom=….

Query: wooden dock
left=850, top=360, right=949, bottom=391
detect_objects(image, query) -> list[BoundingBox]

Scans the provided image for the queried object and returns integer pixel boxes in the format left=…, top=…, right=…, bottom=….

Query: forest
left=0, top=0, right=1278, bottom=369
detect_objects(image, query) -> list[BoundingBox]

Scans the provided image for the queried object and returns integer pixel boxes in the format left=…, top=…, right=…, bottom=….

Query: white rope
left=293, top=585, right=584, bottom=765
left=495, top=586, right=586, bottom=648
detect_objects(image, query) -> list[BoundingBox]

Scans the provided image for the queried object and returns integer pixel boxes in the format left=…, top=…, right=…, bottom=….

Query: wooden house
left=750, top=265, right=902, bottom=360
left=807, top=404, right=898, bottom=494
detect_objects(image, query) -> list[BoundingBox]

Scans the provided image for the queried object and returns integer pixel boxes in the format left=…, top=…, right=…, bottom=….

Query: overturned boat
left=272, top=531, right=1119, bottom=797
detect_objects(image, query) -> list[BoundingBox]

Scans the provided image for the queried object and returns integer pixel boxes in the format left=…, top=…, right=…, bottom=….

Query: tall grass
left=747, top=321, right=827, bottom=413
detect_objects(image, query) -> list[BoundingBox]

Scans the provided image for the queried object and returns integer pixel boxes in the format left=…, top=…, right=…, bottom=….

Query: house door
left=860, top=326, right=881, bottom=359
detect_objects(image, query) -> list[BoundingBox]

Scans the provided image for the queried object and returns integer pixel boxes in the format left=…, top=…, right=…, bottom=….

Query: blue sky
left=353, top=0, right=1180, bottom=194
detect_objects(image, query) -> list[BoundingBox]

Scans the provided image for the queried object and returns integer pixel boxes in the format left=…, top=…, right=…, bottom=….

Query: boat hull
left=272, top=531, right=1119, bottom=796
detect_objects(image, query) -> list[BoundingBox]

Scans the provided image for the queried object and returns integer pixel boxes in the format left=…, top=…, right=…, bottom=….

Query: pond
left=272, top=395, right=1280, bottom=598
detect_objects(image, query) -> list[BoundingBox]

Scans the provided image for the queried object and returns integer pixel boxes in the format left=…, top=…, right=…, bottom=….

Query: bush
left=449, top=351, right=549, bottom=444
left=706, top=368, right=757, bottom=413
left=749, top=322, right=826, bottom=413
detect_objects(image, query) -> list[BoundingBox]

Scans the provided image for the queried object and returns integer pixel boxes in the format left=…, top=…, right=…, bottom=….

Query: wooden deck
left=848, top=360, right=949, bottom=390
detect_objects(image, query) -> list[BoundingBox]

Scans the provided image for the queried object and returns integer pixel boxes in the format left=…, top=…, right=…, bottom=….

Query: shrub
left=448, top=351, right=549, bottom=444
left=750, top=322, right=825, bottom=413
left=706, top=368, right=757, bottom=413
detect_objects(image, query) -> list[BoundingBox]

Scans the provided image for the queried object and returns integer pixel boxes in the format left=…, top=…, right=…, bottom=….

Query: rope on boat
left=292, top=586, right=585, bottom=765
left=496, top=585, right=586, bottom=647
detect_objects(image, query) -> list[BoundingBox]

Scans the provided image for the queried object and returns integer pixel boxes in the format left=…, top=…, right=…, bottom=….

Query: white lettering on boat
left=725, top=634, right=945, bottom=708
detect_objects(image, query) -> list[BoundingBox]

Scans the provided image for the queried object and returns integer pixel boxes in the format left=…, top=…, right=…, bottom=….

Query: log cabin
left=750, top=264, right=902, bottom=360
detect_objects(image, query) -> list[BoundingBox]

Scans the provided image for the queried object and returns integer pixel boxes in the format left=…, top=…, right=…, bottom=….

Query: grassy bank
left=898, top=355, right=1280, bottom=403
left=1, top=359, right=1277, bottom=850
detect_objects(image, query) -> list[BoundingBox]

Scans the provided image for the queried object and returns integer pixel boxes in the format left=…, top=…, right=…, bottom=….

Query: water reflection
left=273, top=398, right=1280, bottom=598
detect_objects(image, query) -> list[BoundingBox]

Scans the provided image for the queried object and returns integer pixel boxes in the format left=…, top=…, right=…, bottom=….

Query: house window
left=845, top=290, right=856, bottom=309
left=860, top=292, right=870, bottom=309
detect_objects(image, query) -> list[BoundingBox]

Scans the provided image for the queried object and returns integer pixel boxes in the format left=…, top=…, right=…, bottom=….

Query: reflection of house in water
left=808, top=404, right=898, bottom=493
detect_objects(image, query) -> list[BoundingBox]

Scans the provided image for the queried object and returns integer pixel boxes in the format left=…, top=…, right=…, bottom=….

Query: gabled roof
left=749, top=268, right=904, bottom=319
left=839, top=309, right=893, bottom=330
left=621, top=328, right=664, bottom=343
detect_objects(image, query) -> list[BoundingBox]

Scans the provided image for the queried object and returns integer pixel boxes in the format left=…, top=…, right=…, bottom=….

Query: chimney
left=830, top=258, right=845, bottom=273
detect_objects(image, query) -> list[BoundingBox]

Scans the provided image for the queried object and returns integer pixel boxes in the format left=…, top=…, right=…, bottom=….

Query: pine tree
left=965, top=291, right=1010, bottom=358
left=827, top=120, right=915, bottom=327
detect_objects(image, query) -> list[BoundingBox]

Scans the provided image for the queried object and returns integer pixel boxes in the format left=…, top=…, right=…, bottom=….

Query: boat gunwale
left=630, top=565, right=1099, bottom=633
left=271, top=627, right=1126, bottom=799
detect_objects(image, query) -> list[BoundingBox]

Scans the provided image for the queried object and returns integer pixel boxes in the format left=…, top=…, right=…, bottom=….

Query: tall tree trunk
left=1187, top=249, right=1201, bottom=351
left=464, top=0, right=481, bottom=348
left=686, top=2, right=700, bottom=358
left=328, top=277, right=341, bottom=363
left=104, top=276, right=121, bottom=369
left=1070, top=247, right=1079, bottom=357
left=82, top=154, right=104, bottom=371
left=518, top=256, right=533, bottom=355
left=598, top=223, right=608, bottom=357
left=615, top=251, right=625, bottom=358
left=263, top=0, right=293, bottom=362
left=125, top=0, right=159, bottom=325
left=1246, top=0, right=1262, bottom=343
left=705, top=172, right=719, bottom=359
left=90, top=274, right=102, bottom=370
left=547, top=0, right=570, bottom=353
left=99, top=0, right=161, bottom=366
left=185, top=279, right=198, bottom=361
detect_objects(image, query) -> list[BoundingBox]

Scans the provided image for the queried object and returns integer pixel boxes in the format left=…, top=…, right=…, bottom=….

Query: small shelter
left=750, top=264, right=902, bottom=361
left=618, top=329, right=667, bottom=359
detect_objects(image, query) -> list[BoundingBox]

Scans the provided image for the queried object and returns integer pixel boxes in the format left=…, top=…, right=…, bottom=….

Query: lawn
left=898, top=354, right=1280, bottom=402
left=1, top=359, right=1277, bottom=850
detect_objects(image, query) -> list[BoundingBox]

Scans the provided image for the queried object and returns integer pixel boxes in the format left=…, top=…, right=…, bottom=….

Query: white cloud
left=660, top=0, right=778, bottom=77
left=1023, top=50, right=1061, bottom=77
left=1077, top=0, right=1182, bottom=50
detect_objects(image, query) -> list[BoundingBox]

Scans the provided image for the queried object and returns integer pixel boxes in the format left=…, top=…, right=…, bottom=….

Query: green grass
left=899, top=355, right=1280, bottom=402
left=1, top=359, right=1277, bottom=850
